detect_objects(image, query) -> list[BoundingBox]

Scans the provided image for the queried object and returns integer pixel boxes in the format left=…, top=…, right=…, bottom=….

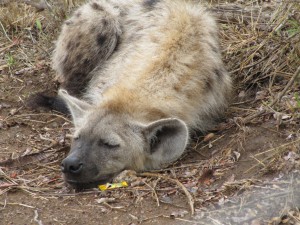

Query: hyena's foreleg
left=52, top=0, right=122, bottom=96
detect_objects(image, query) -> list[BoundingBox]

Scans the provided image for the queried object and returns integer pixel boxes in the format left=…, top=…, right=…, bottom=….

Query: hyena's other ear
left=58, top=89, right=91, bottom=128
left=143, top=118, right=189, bottom=168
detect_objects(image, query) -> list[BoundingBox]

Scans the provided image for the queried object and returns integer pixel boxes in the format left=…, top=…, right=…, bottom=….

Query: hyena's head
left=58, top=90, right=189, bottom=189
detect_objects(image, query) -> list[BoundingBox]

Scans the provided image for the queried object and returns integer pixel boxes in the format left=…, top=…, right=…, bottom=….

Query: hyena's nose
left=61, top=156, right=83, bottom=174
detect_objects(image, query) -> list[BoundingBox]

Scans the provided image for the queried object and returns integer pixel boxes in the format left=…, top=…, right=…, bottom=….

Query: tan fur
left=84, top=0, right=232, bottom=130
left=53, top=0, right=232, bottom=188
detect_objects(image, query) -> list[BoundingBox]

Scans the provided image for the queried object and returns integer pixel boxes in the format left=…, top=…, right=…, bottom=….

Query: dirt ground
left=0, top=0, right=300, bottom=225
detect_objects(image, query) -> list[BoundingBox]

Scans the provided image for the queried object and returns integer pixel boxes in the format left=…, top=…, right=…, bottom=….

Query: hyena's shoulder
left=52, top=0, right=124, bottom=96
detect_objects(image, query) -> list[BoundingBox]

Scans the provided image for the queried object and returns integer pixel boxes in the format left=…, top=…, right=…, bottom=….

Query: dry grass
left=217, top=1, right=300, bottom=88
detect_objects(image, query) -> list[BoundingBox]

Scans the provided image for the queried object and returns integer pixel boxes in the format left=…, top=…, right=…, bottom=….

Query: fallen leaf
left=282, top=114, right=291, bottom=120
left=233, top=151, right=241, bottom=161
left=10, top=172, right=18, bottom=178
left=95, top=198, right=116, bottom=204
left=238, top=90, right=246, bottom=98
left=9, top=108, right=17, bottom=116
left=203, top=133, right=215, bottom=142
left=255, top=90, right=267, bottom=100
left=170, top=210, right=188, bottom=219
left=283, top=151, right=299, bottom=161
left=198, top=169, right=214, bottom=185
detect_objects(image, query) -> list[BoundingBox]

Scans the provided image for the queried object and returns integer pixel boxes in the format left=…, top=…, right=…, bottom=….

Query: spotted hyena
left=39, top=0, right=232, bottom=189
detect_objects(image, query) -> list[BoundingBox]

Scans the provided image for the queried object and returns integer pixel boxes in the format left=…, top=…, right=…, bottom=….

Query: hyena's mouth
left=65, top=174, right=115, bottom=190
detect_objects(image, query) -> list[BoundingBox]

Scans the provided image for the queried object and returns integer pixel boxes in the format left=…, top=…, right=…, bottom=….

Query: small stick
left=269, top=66, right=300, bottom=108
left=102, top=202, right=126, bottom=212
left=244, top=138, right=300, bottom=173
left=0, top=40, right=19, bottom=54
left=142, top=179, right=160, bottom=207
left=34, top=210, right=44, bottom=225
left=254, top=138, right=300, bottom=157
left=0, top=20, right=12, bottom=42
left=138, top=172, right=195, bottom=215
left=0, top=201, right=35, bottom=209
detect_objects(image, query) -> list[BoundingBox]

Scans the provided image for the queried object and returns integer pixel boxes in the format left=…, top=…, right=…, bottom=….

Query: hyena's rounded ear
left=143, top=118, right=189, bottom=168
left=58, top=89, right=91, bottom=128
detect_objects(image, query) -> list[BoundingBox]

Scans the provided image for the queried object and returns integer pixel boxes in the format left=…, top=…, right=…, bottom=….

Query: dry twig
left=137, top=172, right=195, bottom=215
left=242, top=66, right=300, bottom=124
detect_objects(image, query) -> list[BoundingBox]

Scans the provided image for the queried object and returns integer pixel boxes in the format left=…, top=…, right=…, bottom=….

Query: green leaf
left=294, top=93, right=300, bottom=108
left=36, top=19, right=42, bottom=32
left=6, top=54, right=15, bottom=67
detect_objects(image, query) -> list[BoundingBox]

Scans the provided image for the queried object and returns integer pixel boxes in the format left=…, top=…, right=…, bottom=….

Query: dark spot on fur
left=114, top=37, right=121, bottom=52
left=208, top=43, right=218, bottom=53
left=120, top=10, right=128, bottom=17
left=83, top=59, right=89, bottom=67
left=76, top=54, right=83, bottom=61
left=91, top=2, right=104, bottom=11
left=143, top=0, right=160, bottom=9
left=214, top=68, right=223, bottom=78
left=75, top=42, right=80, bottom=48
left=205, top=77, right=214, bottom=91
left=173, top=85, right=181, bottom=92
left=67, top=42, right=75, bottom=51
left=91, top=26, right=96, bottom=33
left=97, top=34, right=107, bottom=46
left=78, top=33, right=83, bottom=39
left=66, top=42, right=71, bottom=49
left=102, top=18, right=108, bottom=26
left=75, top=11, right=81, bottom=17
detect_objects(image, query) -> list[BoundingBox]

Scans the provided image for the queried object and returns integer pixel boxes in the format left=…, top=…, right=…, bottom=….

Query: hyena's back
left=53, top=0, right=232, bottom=131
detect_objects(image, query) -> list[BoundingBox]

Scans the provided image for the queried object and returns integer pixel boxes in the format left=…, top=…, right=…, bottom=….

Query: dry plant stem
left=142, top=180, right=160, bottom=207
left=137, top=172, right=195, bottom=215
left=245, top=138, right=300, bottom=173
left=269, top=66, right=300, bottom=108
left=4, top=112, right=71, bottom=123
left=0, top=201, right=35, bottom=208
left=102, top=202, right=126, bottom=212
left=34, top=209, right=44, bottom=225
left=0, top=41, right=18, bottom=54
left=0, top=20, right=12, bottom=42
left=254, top=138, right=300, bottom=157
left=243, top=66, right=300, bottom=124
left=211, top=5, right=271, bottom=23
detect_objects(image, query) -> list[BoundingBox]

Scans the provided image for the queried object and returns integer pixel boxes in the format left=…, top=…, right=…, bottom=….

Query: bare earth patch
left=0, top=0, right=300, bottom=224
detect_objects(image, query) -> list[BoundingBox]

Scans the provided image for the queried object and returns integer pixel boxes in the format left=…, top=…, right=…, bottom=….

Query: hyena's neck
left=100, top=86, right=169, bottom=124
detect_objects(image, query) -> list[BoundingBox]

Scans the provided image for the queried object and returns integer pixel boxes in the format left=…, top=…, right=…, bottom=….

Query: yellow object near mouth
left=98, top=181, right=128, bottom=191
